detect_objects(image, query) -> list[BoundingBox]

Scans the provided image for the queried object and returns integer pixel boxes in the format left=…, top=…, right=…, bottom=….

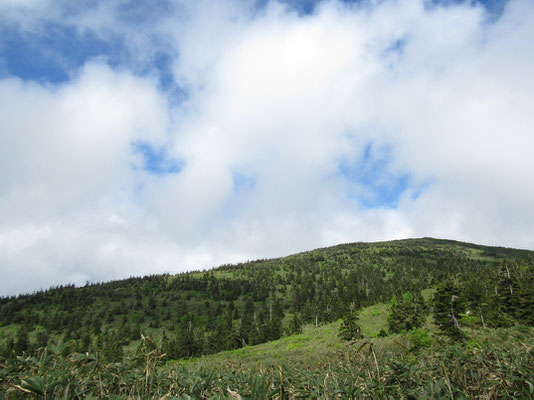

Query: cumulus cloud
left=0, top=0, right=533, bottom=296
left=0, top=63, right=170, bottom=292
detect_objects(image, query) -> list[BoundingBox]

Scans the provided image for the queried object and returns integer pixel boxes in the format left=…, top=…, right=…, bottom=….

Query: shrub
left=408, top=328, right=432, bottom=351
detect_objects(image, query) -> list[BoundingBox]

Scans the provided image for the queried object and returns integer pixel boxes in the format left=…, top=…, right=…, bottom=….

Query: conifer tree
left=239, top=297, right=254, bottom=346
left=268, top=312, right=282, bottom=341
left=102, top=330, right=123, bottom=362
left=267, top=298, right=283, bottom=341
left=433, top=278, right=464, bottom=340
left=388, top=292, right=425, bottom=333
left=212, top=307, right=236, bottom=351
left=36, top=329, right=49, bottom=349
left=249, top=306, right=269, bottom=345
left=289, top=313, right=302, bottom=335
left=495, top=263, right=521, bottom=325
left=129, top=322, right=141, bottom=341
left=516, top=265, right=534, bottom=325
left=161, top=331, right=171, bottom=358
left=13, top=326, right=30, bottom=355
left=338, top=305, right=362, bottom=341
left=257, top=305, right=270, bottom=344
left=177, top=314, right=199, bottom=358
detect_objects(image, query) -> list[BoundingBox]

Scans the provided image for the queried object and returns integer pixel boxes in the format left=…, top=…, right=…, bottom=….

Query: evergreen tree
left=266, top=298, right=283, bottom=341
left=338, top=305, right=362, bottom=341
left=118, top=322, right=131, bottom=344
left=388, top=292, right=425, bottom=333
left=461, top=272, right=491, bottom=327
left=129, top=323, right=141, bottom=341
left=248, top=319, right=261, bottom=346
left=161, top=331, right=173, bottom=358
left=267, top=312, right=282, bottom=341
left=250, top=306, right=269, bottom=345
left=433, top=278, right=464, bottom=340
left=177, top=314, right=200, bottom=358
left=91, top=318, right=102, bottom=336
left=289, top=313, right=302, bottom=335
left=516, top=265, right=534, bottom=325
left=495, top=263, right=521, bottom=325
left=35, top=329, right=49, bottom=349
left=212, top=307, right=236, bottom=351
left=13, top=326, right=30, bottom=354
left=239, top=298, right=254, bottom=346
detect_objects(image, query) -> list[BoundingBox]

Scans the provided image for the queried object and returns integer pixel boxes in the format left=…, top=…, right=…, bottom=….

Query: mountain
left=1, top=237, right=533, bottom=398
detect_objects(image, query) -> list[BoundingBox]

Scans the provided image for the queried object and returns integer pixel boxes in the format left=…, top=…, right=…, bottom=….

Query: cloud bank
left=1, top=0, right=533, bottom=296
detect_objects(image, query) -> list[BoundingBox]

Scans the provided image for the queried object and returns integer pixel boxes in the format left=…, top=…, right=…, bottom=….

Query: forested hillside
left=1, top=238, right=533, bottom=398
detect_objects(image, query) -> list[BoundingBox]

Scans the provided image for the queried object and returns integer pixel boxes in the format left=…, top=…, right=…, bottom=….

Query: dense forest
left=1, top=237, right=533, bottom=398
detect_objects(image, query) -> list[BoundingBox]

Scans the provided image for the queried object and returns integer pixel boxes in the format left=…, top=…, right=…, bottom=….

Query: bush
left=408, top=328, right=432, bottom=351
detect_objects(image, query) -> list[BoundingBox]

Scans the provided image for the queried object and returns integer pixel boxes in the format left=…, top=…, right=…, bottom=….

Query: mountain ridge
left=1, top=236, right=533, bottom=397
left=5, top=236, right=533, bottom=299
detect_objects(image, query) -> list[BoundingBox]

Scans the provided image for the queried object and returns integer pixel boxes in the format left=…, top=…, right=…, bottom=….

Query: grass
left=169, top=302, right=391, bottom=372
left=3, top=302, right=533, bottom=398
left=358, top=303, right=388, bottom=338
left=170, top=322, right=343, bottom=371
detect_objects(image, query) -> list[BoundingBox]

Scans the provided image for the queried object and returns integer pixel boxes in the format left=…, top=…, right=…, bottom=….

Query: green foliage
left=13, top=326, right=30, bottom=355
left=338, top=307, right=362, bottom=341
left=388, top=291, right=426, bottom=333
left=0, top=238, right=534, bottom=397
left=1, top=325, right=533, bottom=398
left=407, top=328, right=432, bottom=351
left=433, top=278, right=465, bottom=340
left=458, top=311, right=478, bottom=327
left=289, top=314, right=303, bottom=335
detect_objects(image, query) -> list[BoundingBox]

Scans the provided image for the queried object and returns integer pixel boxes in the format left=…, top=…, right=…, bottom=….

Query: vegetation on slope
left=1, top=306, right=533, bottom=398
left=0, top=237, right=533, bottom=397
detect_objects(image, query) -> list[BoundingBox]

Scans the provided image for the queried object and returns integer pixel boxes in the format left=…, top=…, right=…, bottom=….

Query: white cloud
left=1, top=0, right=534, bottom=296
left=0, top=63, right=171, bottom=293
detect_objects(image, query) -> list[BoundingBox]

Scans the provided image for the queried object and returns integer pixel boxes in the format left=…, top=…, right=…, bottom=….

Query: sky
left=1, top=0, right=533, bottom=296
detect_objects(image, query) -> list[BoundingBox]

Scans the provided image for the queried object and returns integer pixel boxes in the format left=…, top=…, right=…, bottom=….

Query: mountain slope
left=1, top=237, right=533, bottom=355
left=1, top=237, right=533, bottom=397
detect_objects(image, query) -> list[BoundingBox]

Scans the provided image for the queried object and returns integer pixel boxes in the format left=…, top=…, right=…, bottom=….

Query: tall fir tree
left=495, top=263, right=521, bottom=325
left=239, top=297, right=254, bottom=346
left=289, top=313, right=302, bottom=335
left=433, top=278, right=464, bottom=340
left=13, top=326, right=30, bottom=355
left=516, top=265, right=534, bottom=325
left=338, top=305, right=362, bottom=341
left=177, top=314, right=200, bottom=358
left=388, top=291, right=425, bottom=333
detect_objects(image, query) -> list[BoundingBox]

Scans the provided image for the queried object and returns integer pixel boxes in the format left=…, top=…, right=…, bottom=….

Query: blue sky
left=0, top=0, right=506, bottom=209
left=0, top=0, right=507, bottom=85
left=1, top=0, right=533, bottom=296
left=339, top=144, right=412, bottom=209
left=133, top=142, right=183, bottom=175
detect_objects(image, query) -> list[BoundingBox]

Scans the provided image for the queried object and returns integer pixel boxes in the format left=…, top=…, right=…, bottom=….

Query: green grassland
left=172, top=301, right=390, bottom=371
left=165, top=303, right=534, bottom=399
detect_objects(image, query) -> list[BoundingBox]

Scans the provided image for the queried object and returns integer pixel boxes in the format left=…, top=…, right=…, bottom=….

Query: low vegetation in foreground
left=0, top=238, right=533, bottom=398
